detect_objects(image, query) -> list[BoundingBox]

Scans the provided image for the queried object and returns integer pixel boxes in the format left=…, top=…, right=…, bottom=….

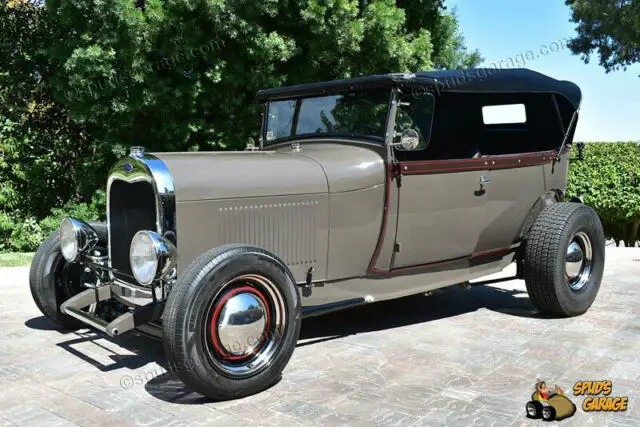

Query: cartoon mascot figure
left=526, top=380, right=576, bottom=421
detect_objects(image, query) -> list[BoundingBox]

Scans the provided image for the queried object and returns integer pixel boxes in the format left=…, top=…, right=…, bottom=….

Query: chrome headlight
left=130, top=230, right=177, bottom=286
left=59, top=218, right=99, bottom=262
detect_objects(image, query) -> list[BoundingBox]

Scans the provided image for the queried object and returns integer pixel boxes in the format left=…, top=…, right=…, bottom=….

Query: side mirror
left=392, top=129, right=423, bottom=151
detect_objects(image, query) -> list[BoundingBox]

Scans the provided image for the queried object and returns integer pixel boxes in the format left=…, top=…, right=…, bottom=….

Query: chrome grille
left=108, top=180, right=157, bottom=283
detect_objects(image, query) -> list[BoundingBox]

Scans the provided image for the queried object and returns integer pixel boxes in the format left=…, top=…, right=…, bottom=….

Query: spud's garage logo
left=574, top=381, right=628, bottom=412
left=525, top=380, right=576, bottom=421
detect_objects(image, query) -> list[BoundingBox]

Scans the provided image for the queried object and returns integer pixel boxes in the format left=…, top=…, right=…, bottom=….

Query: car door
left=391, top=161, right=489, bottom=269
left=472, top=100, right=560, bottom=254
left=475, top=152, right=549, bottom=254
left=389, top=96, right=490, bottom=269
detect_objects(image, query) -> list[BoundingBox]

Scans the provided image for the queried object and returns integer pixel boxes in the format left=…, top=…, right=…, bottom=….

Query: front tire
left=541, top=405, right=556, bottom=421
left=162, top=244, right=301, bottom=400
left=29, top=222, right=108, bottom=329
left=526, top=400, right=543, bottom=419
left=523, top=203, right=605, bottom=317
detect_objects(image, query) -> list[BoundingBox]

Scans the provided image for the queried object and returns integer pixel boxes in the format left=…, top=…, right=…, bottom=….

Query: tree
left=42, top=0, right=481, bottom=154
left=565, top=0, right=640, bottom=74
left=0, top=1, right=106, bottom=219
left=0, top=0, right=481, bottom=250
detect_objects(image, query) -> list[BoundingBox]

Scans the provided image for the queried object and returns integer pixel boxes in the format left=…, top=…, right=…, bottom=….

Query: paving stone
left=0, top=247, right=638, bottom=426
left=0, top=405, right=76, bottom=427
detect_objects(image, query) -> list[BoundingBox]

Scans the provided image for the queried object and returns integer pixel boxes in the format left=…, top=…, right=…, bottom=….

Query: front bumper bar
left=60, top=285, right=164, bottom=337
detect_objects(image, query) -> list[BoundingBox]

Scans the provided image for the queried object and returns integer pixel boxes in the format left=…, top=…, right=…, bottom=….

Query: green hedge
left=0, top=191, right=105, bottom=253
left=567, top=141, right=640, bottom=247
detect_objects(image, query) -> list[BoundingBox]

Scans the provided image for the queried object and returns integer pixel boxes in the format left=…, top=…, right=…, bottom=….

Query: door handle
left=479, top=175, right=491, bottom=184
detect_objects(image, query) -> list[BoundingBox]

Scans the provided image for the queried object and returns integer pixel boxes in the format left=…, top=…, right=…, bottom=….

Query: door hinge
left=393, top=242, right=401, bottom=253
left=392, top=163, right=402, bottom=187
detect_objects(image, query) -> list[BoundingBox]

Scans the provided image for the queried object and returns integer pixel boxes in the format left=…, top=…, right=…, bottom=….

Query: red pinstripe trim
left=471, top=246, right=510, bottom=259
left=389, top=255, right=468, bottom=273
left=371, top=247, right=511, bottom=275
left=210, top=285, right=271, bottom=361
left=367, top=164, right=394, bottom=273
left=399, top=150, right=557, bottom=175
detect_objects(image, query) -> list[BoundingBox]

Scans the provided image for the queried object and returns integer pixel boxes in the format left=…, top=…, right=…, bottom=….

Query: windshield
left=264, top=89, right=391, bottom=144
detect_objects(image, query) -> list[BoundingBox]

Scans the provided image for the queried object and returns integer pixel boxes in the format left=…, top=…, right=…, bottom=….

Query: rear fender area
left=517, top=189, right=564, bottom=241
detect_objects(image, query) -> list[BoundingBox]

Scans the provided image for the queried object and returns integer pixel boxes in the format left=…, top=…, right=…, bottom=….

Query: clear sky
left=446, top=0, right=640, bottom=142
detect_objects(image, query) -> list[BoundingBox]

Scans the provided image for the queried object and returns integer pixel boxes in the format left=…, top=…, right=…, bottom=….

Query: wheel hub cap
left=216, top=291, right=268, bottom=357
left=565, top=241, right=584, bottom=279
left=205, top=274, right=285, bottom=378
left=565, top=231, right=593, bottom=291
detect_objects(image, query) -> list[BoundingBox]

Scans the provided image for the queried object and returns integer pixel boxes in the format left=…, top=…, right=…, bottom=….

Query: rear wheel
left=522, top=203, right=605, bottom=317
left=29, top=222, right=107, bottom=328
left=163, top=244, right=301, bottom=400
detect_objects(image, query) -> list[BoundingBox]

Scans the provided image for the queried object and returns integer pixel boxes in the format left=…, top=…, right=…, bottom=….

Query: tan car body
left=150, top=139, right=569, bottom=307
left=100, top=70, right=581, bottom=312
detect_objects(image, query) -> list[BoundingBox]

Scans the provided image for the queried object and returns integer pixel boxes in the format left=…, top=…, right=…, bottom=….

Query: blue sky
left=446, top=0, right=640, bottom=142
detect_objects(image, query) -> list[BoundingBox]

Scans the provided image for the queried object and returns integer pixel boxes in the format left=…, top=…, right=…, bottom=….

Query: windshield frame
left=260, top=88, right=395, bottom=148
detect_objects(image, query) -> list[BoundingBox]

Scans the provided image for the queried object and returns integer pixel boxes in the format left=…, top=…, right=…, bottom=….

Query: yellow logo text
left=573, top=381, right=628, bottom=412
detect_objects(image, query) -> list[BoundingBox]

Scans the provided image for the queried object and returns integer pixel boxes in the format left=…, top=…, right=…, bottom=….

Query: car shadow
left=25, top=316, right=165, bottom=372
left=144, top=283, right=551, bottom=403
left=25, top=316, right=79, bottom=333
left=298, top=283, right=551, bottom=345
left=24, top=282, right=550, bottom=404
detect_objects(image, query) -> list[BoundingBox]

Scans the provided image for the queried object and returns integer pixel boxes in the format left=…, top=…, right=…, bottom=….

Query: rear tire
left=29, top=222, right=107, bottom=329
left=522, top=203, right=605, bottom=317
left=163, top=244, right=301, bottom=400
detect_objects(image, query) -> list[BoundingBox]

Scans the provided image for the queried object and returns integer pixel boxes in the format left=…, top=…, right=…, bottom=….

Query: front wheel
left=522, top=203, right=605, bottom=317
left=29, top=222, right=108, bottom=328
left=541, top=405, right=556, bottom=421
left=162, top=244, right=301, bottom=400
left=526, top=400, right=543, bottom=419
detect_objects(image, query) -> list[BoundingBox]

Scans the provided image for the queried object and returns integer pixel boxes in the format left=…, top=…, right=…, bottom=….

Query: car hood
left=152, top=151, right=328, bottom=202
left=153, top=142, right=385, bottom=202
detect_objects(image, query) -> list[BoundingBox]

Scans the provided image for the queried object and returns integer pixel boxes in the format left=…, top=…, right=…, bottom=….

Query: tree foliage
left=0, top=0, right=481, bottom=252
left=43, top=0, right=481, bottom=152
left=567, top=142, right=640, bottom=247
left=565, top=0, right=640, bottom=74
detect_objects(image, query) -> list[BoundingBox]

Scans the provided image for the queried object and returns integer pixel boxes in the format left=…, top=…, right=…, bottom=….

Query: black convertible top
left=256, top=68, right=582, bottom=109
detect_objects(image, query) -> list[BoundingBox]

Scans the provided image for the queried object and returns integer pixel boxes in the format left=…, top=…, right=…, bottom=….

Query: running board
left=60, top=286, right=164, bottom=337
left=302, top=295, right=374, bottom=319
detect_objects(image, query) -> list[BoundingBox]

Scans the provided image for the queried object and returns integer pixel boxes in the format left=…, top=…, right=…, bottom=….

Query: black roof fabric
left=256, top=68, right=582, bottom=109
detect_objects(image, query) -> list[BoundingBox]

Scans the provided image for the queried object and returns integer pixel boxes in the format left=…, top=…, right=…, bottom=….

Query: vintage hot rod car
left=30, top=69, right=604, bottom=400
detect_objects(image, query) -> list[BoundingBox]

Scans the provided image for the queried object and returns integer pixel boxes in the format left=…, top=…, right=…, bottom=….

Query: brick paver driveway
left=1, top=248, right=639, bottom=426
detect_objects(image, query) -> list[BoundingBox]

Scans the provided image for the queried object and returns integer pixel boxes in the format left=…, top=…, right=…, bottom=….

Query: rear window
left=482, top=104, right=527, bottom=125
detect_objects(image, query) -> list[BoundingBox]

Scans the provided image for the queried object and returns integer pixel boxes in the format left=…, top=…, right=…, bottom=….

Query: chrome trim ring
left=204, top=274, right=286, bottom=378
left=60, top=217, right=99, bottom=262
left=566, top=231, right=592, bottom=291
